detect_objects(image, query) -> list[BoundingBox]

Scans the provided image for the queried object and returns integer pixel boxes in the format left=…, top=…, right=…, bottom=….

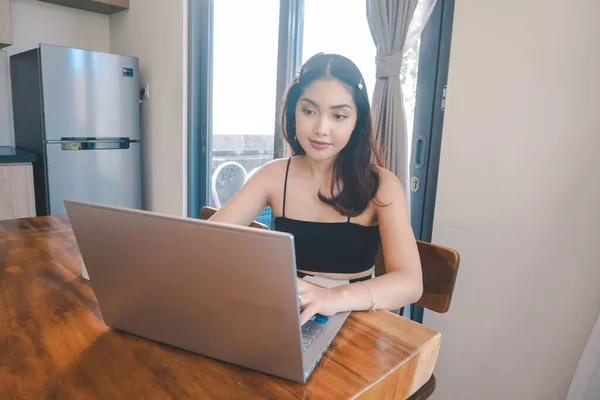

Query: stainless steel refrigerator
left=10, top=44, right=142, bottom=215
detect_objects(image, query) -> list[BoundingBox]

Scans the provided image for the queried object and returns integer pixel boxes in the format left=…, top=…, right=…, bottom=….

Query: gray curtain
left=367, top=0, right=422, bottom=205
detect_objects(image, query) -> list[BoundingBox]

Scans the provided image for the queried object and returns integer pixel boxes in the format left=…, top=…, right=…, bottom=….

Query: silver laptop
left=64, top=200, right=350, bottom=383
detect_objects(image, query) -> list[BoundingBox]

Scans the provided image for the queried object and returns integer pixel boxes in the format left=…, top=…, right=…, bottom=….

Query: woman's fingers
left=298, top=291, right=314, bottom=308
left=297, top=278, right=312, bottom=293
left=297, top=278, right=325, bottom=325
left=300, top=303, right=318, bottom=326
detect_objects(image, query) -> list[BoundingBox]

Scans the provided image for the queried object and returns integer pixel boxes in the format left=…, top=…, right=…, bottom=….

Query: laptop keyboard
left=301, top=315, right=328, bottom=352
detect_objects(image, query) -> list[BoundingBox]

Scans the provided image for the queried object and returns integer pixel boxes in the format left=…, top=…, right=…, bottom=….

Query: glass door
left=188, top=0, right=302, bottom=226
left=209, top=1, right=280, bottom=224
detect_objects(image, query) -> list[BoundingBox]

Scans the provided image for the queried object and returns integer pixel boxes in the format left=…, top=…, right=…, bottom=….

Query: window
left=209, top=1, right=280, bottom=226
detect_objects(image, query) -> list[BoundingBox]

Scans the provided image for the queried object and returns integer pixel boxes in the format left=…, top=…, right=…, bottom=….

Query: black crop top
left=273, top=158, right=381, bottom=281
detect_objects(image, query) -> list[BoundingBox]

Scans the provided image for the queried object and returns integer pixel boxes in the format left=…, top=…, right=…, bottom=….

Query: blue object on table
left=312, top=315, right=329, bottom=324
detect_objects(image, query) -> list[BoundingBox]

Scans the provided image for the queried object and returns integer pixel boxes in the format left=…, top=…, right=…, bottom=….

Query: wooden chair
left=375, top=241, right=460, bottom=399
left=199, top=206, right=459, bottom=399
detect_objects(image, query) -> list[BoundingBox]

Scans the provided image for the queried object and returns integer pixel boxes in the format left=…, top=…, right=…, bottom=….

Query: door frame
left=409, top=0, right=455, bottom=323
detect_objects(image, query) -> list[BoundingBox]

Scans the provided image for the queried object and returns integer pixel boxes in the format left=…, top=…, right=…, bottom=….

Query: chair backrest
left=199, top=206, right=268, bottom=230
left=375, top=240, right=459, bottom=314
left=211, top=162, right=248, bottom=208
left=200, top=206, right=459, bottom=314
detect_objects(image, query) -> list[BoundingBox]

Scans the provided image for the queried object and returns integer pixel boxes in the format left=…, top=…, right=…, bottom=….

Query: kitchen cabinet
left=38, top=0, right=129, bottom=15
left=0, top=148, right=37, bottom=220
left=0, top=0, right=11, bottom=48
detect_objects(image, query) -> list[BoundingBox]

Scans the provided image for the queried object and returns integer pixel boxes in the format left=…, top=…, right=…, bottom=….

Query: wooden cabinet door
left=0, top=0, right=11, bottom=48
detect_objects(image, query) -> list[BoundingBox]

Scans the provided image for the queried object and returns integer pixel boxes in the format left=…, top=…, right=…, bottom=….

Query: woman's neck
left=299, top=155, right=340, bottom=195
left=303, top=155, right=334, bottom=180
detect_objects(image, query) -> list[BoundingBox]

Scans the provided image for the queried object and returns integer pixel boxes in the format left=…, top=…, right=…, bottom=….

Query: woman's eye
left=335, top=114, right=348, bottom=120
left=302, top=109, right=316, bottom=116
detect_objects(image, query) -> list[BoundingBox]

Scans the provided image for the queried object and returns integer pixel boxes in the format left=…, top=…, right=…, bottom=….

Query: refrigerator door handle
left=55, top=137, right=131, bottom=151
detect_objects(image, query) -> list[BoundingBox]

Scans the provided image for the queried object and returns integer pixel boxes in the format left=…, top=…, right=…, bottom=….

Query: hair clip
left=295, top=66, right=302, bottom=79
left=358, top=80, right=364, bottom=90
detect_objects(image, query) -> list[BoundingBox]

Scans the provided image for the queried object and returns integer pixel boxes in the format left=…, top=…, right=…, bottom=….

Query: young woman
left=210, top=53, right=422, bottom=325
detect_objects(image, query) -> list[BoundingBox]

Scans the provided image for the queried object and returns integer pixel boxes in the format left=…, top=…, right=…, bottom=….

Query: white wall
left=0, top=0, right=110, bottom=146
left=7, top=0, right=110, bottom=56
left=429, top=1, right=600, bottom=399
left=4, top=0, right=187, bottom=214
left=109, top=0, right=187, bottom=216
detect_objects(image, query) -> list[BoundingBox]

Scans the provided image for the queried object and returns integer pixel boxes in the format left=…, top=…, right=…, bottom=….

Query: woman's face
left=294, top=78, right=357, bottom=162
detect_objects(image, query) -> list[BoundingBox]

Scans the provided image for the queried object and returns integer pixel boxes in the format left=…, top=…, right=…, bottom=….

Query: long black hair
left=280, top=53, right=383, bottom=217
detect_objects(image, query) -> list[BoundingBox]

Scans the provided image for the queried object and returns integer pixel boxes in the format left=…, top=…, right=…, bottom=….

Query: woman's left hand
left=297, top=278, right=343, bottom=325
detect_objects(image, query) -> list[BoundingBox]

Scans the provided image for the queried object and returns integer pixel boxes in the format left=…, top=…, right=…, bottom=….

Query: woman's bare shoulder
left=256, top=157, right=291, bottom=176
left=246, top=157, right=292, bottom=186
left=374, top=166, right=406, bottom=206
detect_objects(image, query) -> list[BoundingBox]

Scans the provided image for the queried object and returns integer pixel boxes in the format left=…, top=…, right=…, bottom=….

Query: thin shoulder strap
left=282, top=157, right=292, bottom=218
left=347, top=215, right=351, bottom=223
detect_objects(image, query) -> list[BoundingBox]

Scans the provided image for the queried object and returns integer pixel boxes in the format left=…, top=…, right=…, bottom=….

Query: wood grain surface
left=0, top=215, right=441, bottom=399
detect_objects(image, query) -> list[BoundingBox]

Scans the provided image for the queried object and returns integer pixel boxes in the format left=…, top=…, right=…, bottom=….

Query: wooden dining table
left=0, top=215, right=441, bottom=399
